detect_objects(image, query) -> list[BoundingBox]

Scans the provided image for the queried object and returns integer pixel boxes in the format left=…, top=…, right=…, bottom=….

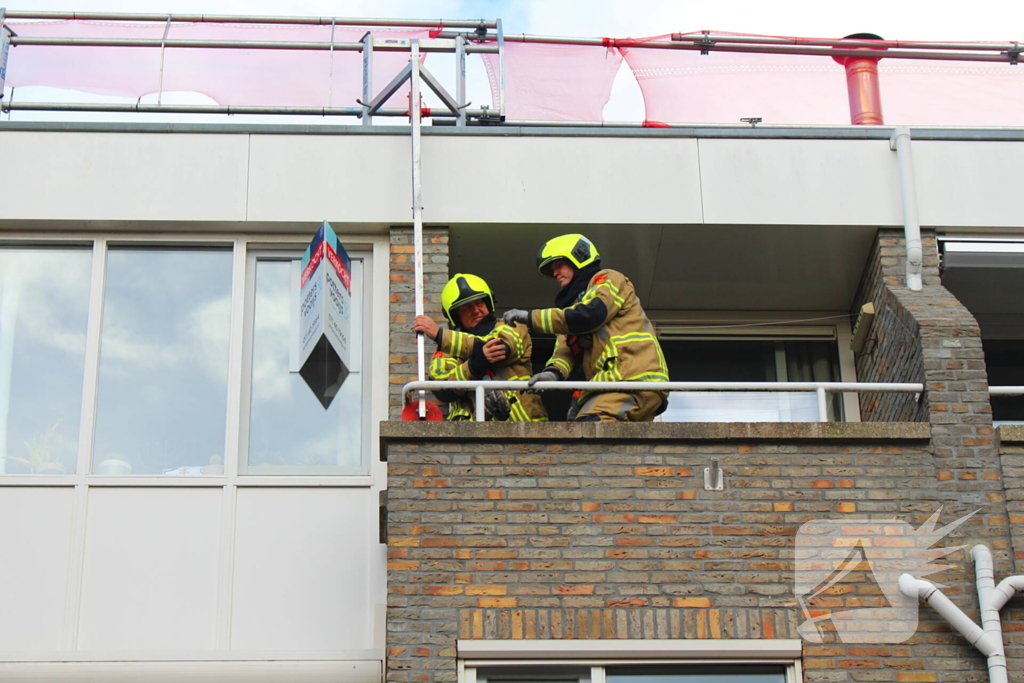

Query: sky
left=3, top=0, right=1023, bottom=122
left=5, top=0, right=1023, bottom=41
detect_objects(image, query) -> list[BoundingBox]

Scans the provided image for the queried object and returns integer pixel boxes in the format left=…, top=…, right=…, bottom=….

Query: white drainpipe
left=992, top=575, right=1024, bottom=612
left=972, top=545, right=1009, bottom=683
left=890, top=126, right=924, bottom=291
left=900, top=545, right=1024, bottom=683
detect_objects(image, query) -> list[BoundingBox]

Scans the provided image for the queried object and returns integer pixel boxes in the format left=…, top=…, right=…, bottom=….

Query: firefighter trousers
left=571, top=390, right=667, bottom=422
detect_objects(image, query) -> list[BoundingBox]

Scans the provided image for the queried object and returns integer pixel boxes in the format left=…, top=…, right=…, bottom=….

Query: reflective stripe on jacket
left=530, top=269, right=668, bottom=400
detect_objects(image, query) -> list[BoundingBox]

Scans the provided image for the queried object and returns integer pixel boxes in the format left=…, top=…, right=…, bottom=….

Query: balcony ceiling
left=449, top=224, right=878, bottom=313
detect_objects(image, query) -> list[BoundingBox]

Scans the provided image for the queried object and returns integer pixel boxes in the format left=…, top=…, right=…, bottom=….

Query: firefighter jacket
left=428, top=321, right=548, bottom=422
left=529, top=269, right=669, bottom=402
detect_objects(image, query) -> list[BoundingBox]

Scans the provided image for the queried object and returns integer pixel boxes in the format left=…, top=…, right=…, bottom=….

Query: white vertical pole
left=361, top=31, right=373, bottom=126
left=816, top=387, right=828, bottom=423
left=455, top=34, right=466, bottom=127
left=496, top=18, right=506, bottom=119
left=410, top=41, right=426, bottom=418
left=326, top=18, right=336, bottom=108
left=156, top=15, right=171, bottom=105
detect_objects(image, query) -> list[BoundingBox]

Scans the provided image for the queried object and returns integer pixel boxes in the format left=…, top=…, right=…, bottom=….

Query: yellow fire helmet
left=440, top=273, right=495, bottom=328
left=536, top=233, right=601, bottom=277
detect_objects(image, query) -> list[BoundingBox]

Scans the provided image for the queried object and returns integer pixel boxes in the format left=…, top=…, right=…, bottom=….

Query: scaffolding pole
left=410, top=41, right=427, bottom=418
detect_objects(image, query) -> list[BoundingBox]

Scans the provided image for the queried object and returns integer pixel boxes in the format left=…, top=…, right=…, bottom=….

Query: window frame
left=0, top=234, right=380, bottom=487
left=458, top=639, right=803, bottom=683
left=238, top=246, right=372, bottom=476
left=650, top=310, right=861, bottom=422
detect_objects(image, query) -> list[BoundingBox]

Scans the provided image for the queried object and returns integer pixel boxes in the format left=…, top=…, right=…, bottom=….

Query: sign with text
left=298, top=220, right=352, bottom=408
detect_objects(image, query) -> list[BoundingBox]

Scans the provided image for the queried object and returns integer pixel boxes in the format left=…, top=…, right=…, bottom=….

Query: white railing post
left=816, top=387, right=828, bottom=422
left=475, top=385, right=486, bottom=422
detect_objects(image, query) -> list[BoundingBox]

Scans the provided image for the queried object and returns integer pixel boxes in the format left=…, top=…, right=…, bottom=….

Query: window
left=92, top=247, right=233, bottom=475
left=242, top=254, right=367, bottom=475
left=0, top=238, right=373, bottom=478
left=0, top=246, right=92, bottom=474
left=659, top=339, right=843, bottom=422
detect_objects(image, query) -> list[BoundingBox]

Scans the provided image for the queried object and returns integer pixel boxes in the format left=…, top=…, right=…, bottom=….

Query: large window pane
left=661, top=339, right=842, bottom=422
left=93, top=248, right=232, bottom=475
left=0, top=247, right=91, bottom=475
left=246, top=257, right=364, bottom=475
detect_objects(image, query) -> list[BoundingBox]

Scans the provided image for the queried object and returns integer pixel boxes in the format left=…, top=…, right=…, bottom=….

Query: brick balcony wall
left=379, top=422, right=1024, bottom=683
left=389, top=226, right=449, bottom=419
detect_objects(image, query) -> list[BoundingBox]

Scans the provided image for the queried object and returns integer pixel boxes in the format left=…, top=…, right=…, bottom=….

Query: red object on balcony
left=401, top=400, right=443, bottom=421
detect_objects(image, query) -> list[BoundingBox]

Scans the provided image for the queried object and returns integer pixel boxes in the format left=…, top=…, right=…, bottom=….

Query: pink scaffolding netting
left=481, top=40, right=623, bottom=122
left=620, top=33, right=1024, bottom=126
left=4, top=22, right=1024, bottom=125
left=5, top=21, right=430, bottom=108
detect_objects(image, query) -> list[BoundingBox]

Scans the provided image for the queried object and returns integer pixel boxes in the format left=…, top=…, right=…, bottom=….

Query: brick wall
left=389, top=227, right=450, bottom=419
left=851, top=230, right=937, bottom=422
left=379, top=422, right=1024, bottom=683
left=854, top=229, right=1006, bottom=538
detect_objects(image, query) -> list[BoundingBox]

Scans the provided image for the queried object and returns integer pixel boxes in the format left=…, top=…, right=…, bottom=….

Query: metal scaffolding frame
left=0, top=10, right=506, bottom=123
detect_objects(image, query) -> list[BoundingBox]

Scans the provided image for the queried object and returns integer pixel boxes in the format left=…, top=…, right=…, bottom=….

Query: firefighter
left=503, top=234, right=668, bottom=422
left=412, top=273, right=547, bottom=422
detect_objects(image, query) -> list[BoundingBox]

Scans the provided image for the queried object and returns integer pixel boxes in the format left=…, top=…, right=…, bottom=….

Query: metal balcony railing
left=401, top=380, right=925, bottom=422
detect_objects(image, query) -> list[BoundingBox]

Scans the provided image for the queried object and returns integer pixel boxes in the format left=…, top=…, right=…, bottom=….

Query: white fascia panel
left=699, top=138, right=902, bottom=226
left=0, top=132, right=249, bottom=222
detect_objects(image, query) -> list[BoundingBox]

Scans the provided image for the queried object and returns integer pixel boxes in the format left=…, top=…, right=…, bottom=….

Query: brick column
left=389, top=226, right=449, bottom=419
left=853, top=229, right=1017, bottom=680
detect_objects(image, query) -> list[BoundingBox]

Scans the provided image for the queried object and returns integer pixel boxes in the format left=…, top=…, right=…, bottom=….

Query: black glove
left=503, top=309, right=530, bottom=326
left=468, top=341, right=492, bottom=378
left=484, top=389, right=511, bottom=421
left=526, top=368, right=562, bottom=394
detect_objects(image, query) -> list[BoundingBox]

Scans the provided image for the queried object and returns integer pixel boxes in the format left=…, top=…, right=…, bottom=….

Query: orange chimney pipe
left=833, top=33, right=886, bottom=125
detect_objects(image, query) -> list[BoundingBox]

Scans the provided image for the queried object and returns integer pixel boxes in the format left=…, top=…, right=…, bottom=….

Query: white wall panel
left=421, top=136, right=703, bottom=225
left=77, top=488, right=223, bottom=652
left=0, top=488, right=75, bottom=653
left=244, top=134, right=703, bottom=226
left=914, top=141, right=1024, bottom=229
left=230, top=488, right=372, bottom=652
left=245, top=135, right=409, bottom=225
left=698, top=138, right=903, bottom=226
left=0, top=132, right=249, bottom=222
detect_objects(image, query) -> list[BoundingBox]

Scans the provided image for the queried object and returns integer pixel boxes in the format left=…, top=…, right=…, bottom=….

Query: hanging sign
left=298, top=220, right=352, bottom=408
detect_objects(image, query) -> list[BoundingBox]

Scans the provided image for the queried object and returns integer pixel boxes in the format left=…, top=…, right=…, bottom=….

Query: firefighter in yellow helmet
left=503, top=234, right=668, bottom=422
left=412, top=273, right=547, bottom=422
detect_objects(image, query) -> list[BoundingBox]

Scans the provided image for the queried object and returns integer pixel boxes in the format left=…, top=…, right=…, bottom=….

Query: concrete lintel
left=458, top=637, right=802, bottom=660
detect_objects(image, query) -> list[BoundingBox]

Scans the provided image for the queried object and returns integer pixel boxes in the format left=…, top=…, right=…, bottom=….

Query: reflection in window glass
left=93, top=248, right=232, bottom=475
left=247, top=258, right=363, bottom=474
left=0, top=248, right=91, bottom=475
left=661, top=339, right=842, bottom=422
